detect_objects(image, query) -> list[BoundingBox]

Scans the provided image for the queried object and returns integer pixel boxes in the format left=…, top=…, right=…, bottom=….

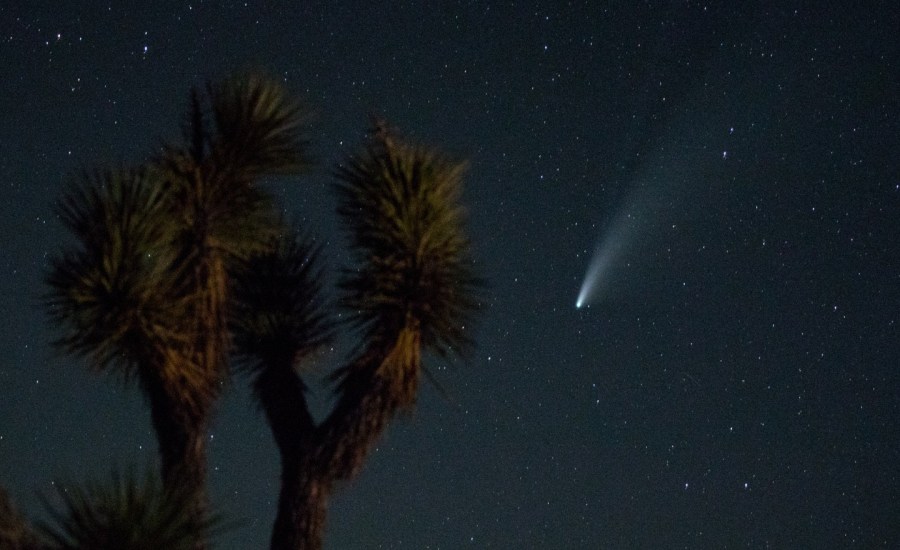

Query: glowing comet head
left=575, top=205, right=639, bottom=309
left=574, top=244, right=616, bottom=309
left=576, top=265, right=604, bottom=308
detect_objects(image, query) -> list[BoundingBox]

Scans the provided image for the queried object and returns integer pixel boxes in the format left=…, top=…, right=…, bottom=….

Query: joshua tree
left=44, top=74, right=311, bottom=537
left=37, top=469, right=222, bottom=550
left=45, top=72, right=479, bottom=548
left=231, top=122, right=480, bottom=549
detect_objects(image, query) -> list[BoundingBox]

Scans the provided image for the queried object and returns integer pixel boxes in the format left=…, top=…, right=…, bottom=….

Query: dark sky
left=2, top=2, right=898, bottom=548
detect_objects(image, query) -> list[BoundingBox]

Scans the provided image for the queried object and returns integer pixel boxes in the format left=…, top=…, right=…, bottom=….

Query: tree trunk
left=270, top=459, right=329, bottom=550
left=254, top=365, right=314, bottom=459
left=155, top=405, right=208, bottom=507
left=265, top=327, right=421, bottom=548
left=146, top=375, right=210, bottom=549
left=318, top=327, right=421, bottom=482
left=255, top=362, right=322, bottom=549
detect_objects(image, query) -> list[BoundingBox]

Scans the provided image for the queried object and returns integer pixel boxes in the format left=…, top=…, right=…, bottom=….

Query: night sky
left=2, top=2, right=898, bottom=548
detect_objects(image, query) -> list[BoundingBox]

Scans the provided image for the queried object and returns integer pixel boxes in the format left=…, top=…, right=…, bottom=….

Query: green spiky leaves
left=208, top=73, right=311, bottom=179
left=45, top=167, right=191, bottom=377
left=334, top=126, right=480, bottom=358
left=162, top=74, right=313, bottom=264
left=230, top=230, right=333, bottom=374
left=46, top=75, right=314, bottom=384
left=38, top=469, right=223, bottom=550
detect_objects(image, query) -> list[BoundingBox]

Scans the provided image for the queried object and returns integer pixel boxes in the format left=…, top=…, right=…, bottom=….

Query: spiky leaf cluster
left=45, top=167, right=191, bottom=379
left=230, top=230, right=333, bottom=375
left=38, top=470, right=222, bottom=550
left=334, top=130, right=479, bottom=357
left=160, top=74, right=312, bottom=265
left=46, top=75, right=313, bottom=400
left=208, top=73, right=311, bottom=180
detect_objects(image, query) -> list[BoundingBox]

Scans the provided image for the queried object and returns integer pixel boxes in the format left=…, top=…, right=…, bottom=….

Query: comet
left=575, top=212, right=634, bottom=308
left=575, top=184, right=654, bottom=309
left=574, top=64, right=746, bottom=311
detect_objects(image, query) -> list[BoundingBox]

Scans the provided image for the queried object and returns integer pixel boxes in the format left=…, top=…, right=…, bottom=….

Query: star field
left=1, top=2, right=898, bottom=548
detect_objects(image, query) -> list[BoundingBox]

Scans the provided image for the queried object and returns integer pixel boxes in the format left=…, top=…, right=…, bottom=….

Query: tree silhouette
left=44, top=74, right=311, bottom=542
left=231, top=122, right=480, bottom=548
left=44, top=74, right=480, bottom=548
left=37, top=469, right=223, bottom=550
